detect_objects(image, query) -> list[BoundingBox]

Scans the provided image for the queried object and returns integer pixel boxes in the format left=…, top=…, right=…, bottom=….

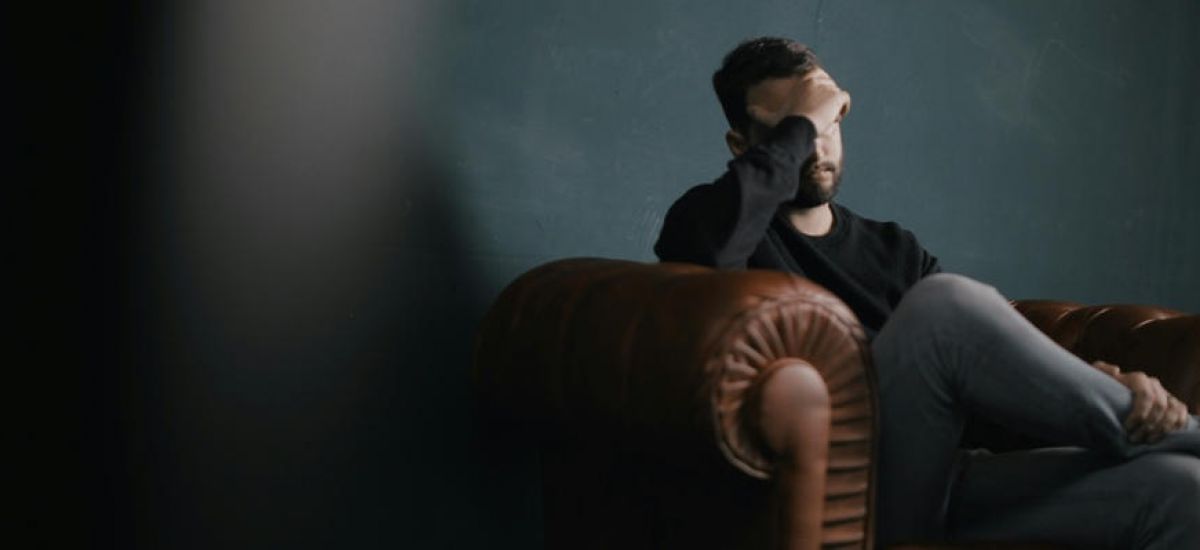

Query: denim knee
left=907, top=273, right=1000, bottom=306
left=893, top=273, right=1005, bottom=328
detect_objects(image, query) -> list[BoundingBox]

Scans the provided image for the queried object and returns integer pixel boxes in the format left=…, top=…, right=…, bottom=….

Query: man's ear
left=725, top=128, right=749, bottom=157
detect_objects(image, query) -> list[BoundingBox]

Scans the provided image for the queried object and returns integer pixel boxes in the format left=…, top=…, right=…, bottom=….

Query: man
left=655, top=37, right=1200, bottom=548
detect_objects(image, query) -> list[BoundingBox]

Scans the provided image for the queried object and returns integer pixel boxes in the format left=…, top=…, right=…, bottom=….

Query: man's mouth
left=807, top=162, right=836, bottom=176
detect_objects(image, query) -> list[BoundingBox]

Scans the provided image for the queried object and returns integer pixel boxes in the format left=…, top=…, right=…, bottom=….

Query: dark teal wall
left=442, top=0, right=1200, bottom=311
left=58, top=1, right=1197, bottom=548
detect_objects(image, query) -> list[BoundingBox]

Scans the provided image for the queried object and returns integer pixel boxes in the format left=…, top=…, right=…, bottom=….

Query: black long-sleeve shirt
left=654, top=116, right=940, bottom=334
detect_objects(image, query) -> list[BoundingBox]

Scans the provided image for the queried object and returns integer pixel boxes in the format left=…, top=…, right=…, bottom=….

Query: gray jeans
left=871, top=273, right=1200, bottom=548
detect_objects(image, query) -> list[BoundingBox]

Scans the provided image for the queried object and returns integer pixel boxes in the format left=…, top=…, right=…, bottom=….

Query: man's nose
left=813, top=136, right=832, bottom=157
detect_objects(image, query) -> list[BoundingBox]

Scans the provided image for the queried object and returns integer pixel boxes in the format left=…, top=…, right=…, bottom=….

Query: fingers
left=1121, top=372, right=1180, bottom=443
left=1122, top=372, right=1152, bottom=434
left=1091, top=360, right=1121, bottom=377
left=744, top=70, right=850, bottom=134
left=1167, top=396, right=1191, bottom=432
left=791, top=74, right=848, bottom=132
left=1123, top=372, right=1157, bottom=442
left=798, top=70, right=836, bottom=88
left=1136, top=381, right=1171, bottom=443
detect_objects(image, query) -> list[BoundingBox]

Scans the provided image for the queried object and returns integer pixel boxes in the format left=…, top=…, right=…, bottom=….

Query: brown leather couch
left=472, top=258, right=1199, bottom=550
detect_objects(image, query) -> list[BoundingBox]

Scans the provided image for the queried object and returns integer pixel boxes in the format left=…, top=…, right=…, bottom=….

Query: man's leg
left=948, top=448, right=1200, bottom=549
left=870, top=273, right=1199, bottom=546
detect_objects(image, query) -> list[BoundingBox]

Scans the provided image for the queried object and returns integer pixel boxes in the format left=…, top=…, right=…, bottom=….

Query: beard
left=792, top=155, right=843, bottom=208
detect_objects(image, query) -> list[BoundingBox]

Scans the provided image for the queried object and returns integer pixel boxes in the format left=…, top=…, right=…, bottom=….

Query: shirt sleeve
left=898, top=225, right=942, bottom=284
left=920, top=248, right=942, bottom=276
left=654, top=116, right=817, bottom=268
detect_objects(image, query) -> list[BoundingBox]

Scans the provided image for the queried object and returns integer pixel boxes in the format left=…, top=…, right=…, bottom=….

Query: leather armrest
left=473, top=257, right=873, bottom=473
left=1014, top=300, right=1200, bottom=412
left=473, top=258, right=877, bottom=548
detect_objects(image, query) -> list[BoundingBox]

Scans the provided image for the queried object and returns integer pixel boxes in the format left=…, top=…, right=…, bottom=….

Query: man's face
left=740, top=69, right=845, bottom=207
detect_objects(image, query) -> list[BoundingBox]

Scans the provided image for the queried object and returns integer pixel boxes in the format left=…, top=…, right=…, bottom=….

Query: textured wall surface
left=444, top=0, right=1200, bottom=310
left=54, top=1, right=1198, bottom=548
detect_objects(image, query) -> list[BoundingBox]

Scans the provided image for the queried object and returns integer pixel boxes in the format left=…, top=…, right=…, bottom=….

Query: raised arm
left=654, top=116, right=817, bottom=268
left=654, top=70, right=851, bottom=268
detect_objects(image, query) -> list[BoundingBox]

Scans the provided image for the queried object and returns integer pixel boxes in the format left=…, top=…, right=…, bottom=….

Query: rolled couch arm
left=1014, top=300, right=1200, bottom=412
left=473, top=258, right=877, bottom=549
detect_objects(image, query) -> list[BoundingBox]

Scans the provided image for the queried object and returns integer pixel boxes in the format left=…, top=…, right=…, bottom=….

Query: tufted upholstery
left=1013, top=300, right=1199, bottom=412
left=473, top=258, right=1199, bottom=549
left=474, top=258, right=876, bottom=548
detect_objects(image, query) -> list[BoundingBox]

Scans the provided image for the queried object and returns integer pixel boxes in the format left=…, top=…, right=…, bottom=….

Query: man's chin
left=793, top=175, right=840, bottom=208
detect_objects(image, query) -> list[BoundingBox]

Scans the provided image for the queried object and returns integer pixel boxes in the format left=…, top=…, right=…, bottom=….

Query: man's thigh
left=948, top=447, right=1200, bottom=548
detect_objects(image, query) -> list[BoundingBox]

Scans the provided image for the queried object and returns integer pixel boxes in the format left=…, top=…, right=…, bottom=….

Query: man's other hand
left=1092, top=361, right=1190, bottom=443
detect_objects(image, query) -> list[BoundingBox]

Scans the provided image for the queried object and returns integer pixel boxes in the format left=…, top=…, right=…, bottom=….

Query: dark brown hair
left=713, top=37, right=821, bottom=132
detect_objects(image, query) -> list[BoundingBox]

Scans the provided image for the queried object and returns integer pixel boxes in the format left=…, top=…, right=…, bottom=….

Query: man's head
left=713, top=37, right=845, bottom=208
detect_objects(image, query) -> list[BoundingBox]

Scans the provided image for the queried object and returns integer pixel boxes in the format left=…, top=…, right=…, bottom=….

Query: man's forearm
left=654, top=116, right=817, bottom=267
